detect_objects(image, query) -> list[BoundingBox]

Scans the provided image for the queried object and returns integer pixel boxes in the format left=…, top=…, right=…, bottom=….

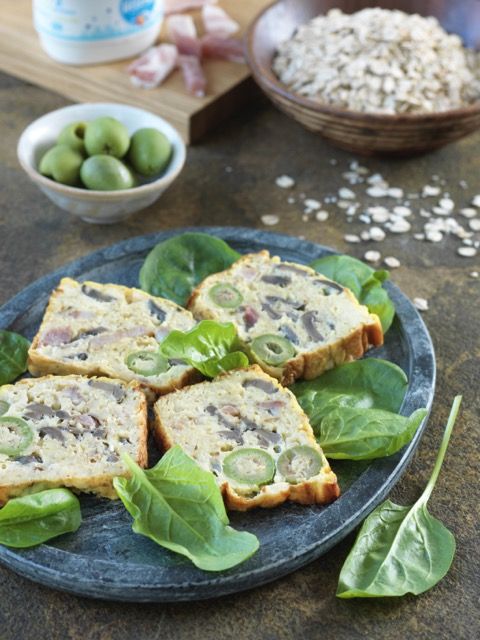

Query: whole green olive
left=38, top=144, right=84, bottom=186
left=57, top=121, right=87, bottom=154
left=84, top=117, right=130, bottom=159
left=127, top=128, right=172, bottom=177
left=80, top=155, right=135, bottom=191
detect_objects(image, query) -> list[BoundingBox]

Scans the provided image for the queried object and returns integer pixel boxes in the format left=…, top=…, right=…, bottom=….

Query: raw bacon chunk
left=202, top=5, right=239, bottom=38
left=127, top=44, right=178, bottom=89
left=201, top=35, right=245, bottom=63
left=166, top=14, right=202, bottom=57
left=178, top=54, right=207, bottom=97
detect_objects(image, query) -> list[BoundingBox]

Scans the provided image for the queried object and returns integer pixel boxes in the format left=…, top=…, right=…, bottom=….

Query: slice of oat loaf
left=0, top=375, right=147, bottom=505
left=154, top=365, right=339, bottom=511
left=28, top=278, right=200, bottom=398
left=188, top=251, right=383, bottom=385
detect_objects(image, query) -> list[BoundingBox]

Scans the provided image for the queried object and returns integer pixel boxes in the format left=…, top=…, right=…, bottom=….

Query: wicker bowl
left=245, top=0, right=480, bottom=156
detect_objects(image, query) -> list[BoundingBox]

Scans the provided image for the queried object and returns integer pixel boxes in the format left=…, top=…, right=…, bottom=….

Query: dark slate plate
left=0, top=227, right=435, bottom=602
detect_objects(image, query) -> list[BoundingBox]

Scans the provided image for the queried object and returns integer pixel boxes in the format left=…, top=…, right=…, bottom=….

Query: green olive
left=125, top=351, right=170, bottom=376
left=0, top=416, right=34, bottom=457
left=208, top=283, right=243, bottom=309
left=84, top=116, right=130, bottom=158
left=39, top=144, right=83, bottom=186
left=277, top=445, right=322, bottom=483
left=127, top=128, right=172, bottom=177
left=80, top=155, right=135, bottom=191
left=223, top=448, right=275, bottom=486
left=57, top=121, right=87, bottom=154
left=251, top=334, right=295, bottom=366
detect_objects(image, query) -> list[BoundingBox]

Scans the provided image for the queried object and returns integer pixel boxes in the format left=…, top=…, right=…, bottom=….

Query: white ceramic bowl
left=17, top=103, right=186, bottom=224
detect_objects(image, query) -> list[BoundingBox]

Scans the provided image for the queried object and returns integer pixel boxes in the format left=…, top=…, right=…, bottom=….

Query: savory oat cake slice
left=0, top=375, right=147, bottom=504
left=154, top=365, right=339, bottom=511
left=187, top=251, right=383, bottom=385
left=28, top=278, right=200, bottom=398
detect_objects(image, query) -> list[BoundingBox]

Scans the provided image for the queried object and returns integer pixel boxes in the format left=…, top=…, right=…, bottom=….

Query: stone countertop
left=0, top=72, right=479, bottom=640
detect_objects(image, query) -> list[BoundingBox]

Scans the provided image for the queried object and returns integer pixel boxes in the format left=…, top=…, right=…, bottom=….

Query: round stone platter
left=0, top=227, right=435, bottom=602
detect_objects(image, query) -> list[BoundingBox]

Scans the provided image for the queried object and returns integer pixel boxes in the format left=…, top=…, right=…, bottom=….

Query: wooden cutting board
left=0, top=1, right=269, bottom=143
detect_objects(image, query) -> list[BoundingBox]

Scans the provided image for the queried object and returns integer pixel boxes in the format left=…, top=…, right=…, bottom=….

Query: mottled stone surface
left=0, top=72, right=479, bottom=639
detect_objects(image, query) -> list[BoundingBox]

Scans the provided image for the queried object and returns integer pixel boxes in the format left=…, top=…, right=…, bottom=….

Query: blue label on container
left=120, top=0, right=155, bottom=25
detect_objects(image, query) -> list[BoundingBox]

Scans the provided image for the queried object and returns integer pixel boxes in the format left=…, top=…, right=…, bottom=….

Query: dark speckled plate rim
left=0, top=226, right=436, bottom=602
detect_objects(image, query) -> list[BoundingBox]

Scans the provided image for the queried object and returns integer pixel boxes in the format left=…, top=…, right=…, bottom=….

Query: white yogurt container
left=33, top=0, right=164, bottom=65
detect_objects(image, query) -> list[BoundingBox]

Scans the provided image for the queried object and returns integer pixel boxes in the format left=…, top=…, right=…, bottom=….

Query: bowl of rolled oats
left=245, top=0, right=480, bottom=155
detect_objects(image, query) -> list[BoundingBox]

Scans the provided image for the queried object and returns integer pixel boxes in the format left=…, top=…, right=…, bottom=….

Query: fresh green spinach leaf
left=159, top=320, right=249, bottom=378
left=310, top=255, right=395, bottom=332
left=292, top=358, right=408, bottom=431
left=114, top=447, right=259, bottom=571
left=337, top=396, right=461, bottom=598
left=319, top=407, right=427, bottom=460
left=139, top=233, right=241, bottom=306
left=0, top=330, right=30, bottom=386
left=0, top=488, right=82, bottom=548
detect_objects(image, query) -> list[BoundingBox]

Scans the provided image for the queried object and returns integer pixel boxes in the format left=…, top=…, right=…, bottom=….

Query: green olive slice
left=0, top=417, right=34, bottom=457
left=223, top=448, right=275, bottom=486
left=125, top=351, right=170, bottom=376
left=251, top=334, right=295, bottom=366
left=277, top=445, right=323, bottom=483
left=0, top=401, right=9, bottom=416
left=208, top=283, right=243, bottom=309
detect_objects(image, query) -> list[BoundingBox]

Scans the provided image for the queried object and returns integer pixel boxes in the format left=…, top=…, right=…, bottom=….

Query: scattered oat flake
left=472, top=195, right=480, bottom=207
left=367, top=186, right=388, bottom=198
left=338, top=187, right=356, bottom=200
left=422, top=185, right=441, bottom=197
left=275, top=175, right=295, bottom=189
left=468, top=219, right=480, bottom=231
left=370, top=227, right=386, bottom=241
left=364, top=250, right=381, bottom=263
left=470, top=271, right=479, bottom=278
left=261, top=214, right=279, bottom=226
left=393, top=205, right=412, bottom=217
left=287, top=196, right=295, bottom=204
left=426, top=230, right=444, bottom=243
left=344, top=234, right=361, bottom=243
left=360, top=230, right=371, bottom=241
left=304, top=198, right=321, bottom=210
left=388, top=188, right=404, bottom=199
left=414, top=297, right=429, bottom=311
left=439, top=198, right=454, bottom=212
left=460, top=208, right=477, bottom=218
left=457, top=246, right=477, bottom=257
left=414, top=233, right=426, bottom=240
left=389, top=218, right=411, bottom=233
left=384, top=256, right=401, bottom=268
left=316, top=211, right=329, bottom=221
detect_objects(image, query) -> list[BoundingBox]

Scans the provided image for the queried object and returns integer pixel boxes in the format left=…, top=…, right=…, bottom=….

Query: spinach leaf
left=114, top=448, right=259, bottom=571
left=337, top=396, right=461, bottom=598
left=139, top=233, right=241, bottom=306
left=159, top=320, right=249, bottom=378
left=310, top=255, right=395, bottom=332
left=319, top=407, right=427, bottom=460
left=0, top=488, right=81, bottom=548
left=292, top=358, right=408, bottom=431
left=0, top=330, right=30, bottom=386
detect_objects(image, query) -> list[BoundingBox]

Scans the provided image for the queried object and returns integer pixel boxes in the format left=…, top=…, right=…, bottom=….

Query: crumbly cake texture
left=188, top=251, right=383, bottom=385
left=28, top=278, right=200, bottom=398
left=273, top=8, right=480, bottom=114
left=154, top=366, right=340, bottom=511
left=0, top=375, right=147, bottom=504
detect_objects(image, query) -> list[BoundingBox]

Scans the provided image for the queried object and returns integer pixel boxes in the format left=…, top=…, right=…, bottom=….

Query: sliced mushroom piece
left=23, top=403, right=56, bottom=421
left=81, top=284, right=116, bottom=302
left=218, top=429, right=244, bottom=445
left=39, top=427, right=66, bottom=443
left=314, top=278, right=344, bottom=294
left=301, top=311, right=324, bottom=342
left=88, top=379, right=126, bottom=403
left=276, top=264, right=308, bottom=276
left=39, top=327, right=73, bottom=347
left=242, top=379, right=278, bottom=394
left=261, top=274, right=292, bottom=287
left=148, top=299, right=167, bottom=323
left=280, top=325, right=300, bottom=345
left=261, top=302, right=282, bottom=320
